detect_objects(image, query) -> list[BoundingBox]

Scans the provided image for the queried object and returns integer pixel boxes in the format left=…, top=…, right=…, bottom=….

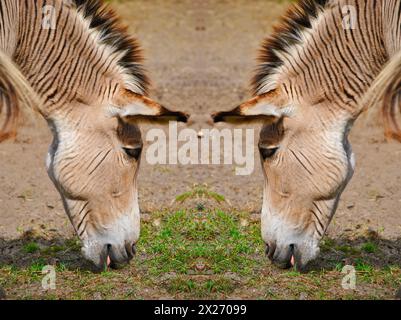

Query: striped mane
left=72, top=0, right=149, bottom=95
left=252, top=0, right=329, bottom=95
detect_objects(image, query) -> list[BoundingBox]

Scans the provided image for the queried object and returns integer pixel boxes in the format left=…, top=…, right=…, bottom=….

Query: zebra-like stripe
left=0, top=0, right=149, bottom=138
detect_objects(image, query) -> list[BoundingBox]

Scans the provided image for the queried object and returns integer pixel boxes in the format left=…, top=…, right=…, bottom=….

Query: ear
left=114, top=91, right=189, bottom=123
left=211, top=91, right=291, bottom=124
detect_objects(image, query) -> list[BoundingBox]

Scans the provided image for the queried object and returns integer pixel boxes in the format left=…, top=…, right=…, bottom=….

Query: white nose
left=262, top=209, right=320, bottom=270
left=80, top=210, right=140, bottom=270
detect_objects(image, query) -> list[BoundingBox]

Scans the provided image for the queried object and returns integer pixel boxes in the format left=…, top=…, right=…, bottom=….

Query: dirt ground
left=0, top=0, right=400, bottom=298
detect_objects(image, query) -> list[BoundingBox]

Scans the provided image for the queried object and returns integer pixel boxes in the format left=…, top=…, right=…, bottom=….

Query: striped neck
left=253, top=0, right=388, bottom=118
left=13, top=0, right=148, bottom=113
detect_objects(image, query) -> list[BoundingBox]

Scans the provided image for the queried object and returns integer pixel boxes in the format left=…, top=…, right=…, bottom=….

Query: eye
left=259, top=145, right=279, bottom=160
left=123, top=146, right=142, bottom=160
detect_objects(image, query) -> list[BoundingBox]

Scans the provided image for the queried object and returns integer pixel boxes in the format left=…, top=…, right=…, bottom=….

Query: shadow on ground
left=0, top=230, right=90, bottom=271
left=1, top=230, right=400, bottom=273
left=309, top=236, right=401, bottom=272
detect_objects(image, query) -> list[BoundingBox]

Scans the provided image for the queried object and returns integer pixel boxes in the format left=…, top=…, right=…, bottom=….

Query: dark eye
left=259, top=146, right=279, bottom=160
left=123, top=146, right=142, bottom=160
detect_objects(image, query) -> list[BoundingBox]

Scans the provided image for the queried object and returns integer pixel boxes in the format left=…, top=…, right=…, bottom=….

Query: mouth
left=91, top=243, right=136, bottom=272
left=265, top=243, right=297, bottom=270
left=265, top=240, right=318, bottom=272
left=107, top=256, right=111, bottom=267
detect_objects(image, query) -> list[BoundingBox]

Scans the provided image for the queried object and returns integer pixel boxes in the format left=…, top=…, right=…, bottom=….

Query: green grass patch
left=136, top=210, right=263, bottom=277
left=361, top=242, right=378, bottom=254
left=175, top=185, right=226, bottom=203
left=1, top=209, right=400, bottom=300
left=22, top=242, right=40, bottom=254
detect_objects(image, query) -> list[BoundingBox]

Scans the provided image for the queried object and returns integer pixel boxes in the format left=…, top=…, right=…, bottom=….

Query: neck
left=287, top=0, right=389, bottom=118
left=12, top=0, right=146, bottom=118
left=255, top=0, right=395, bottom=121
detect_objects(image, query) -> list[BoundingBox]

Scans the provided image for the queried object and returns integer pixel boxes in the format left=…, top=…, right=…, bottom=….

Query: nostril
left=265, top=242, right=276, bottom=260
left=95, top=244, right=110, bottom=271
left=124, top=241, right=136, bottom=260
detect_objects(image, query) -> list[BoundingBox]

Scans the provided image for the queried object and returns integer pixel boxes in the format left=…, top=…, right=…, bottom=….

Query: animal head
left=212, top=89, right=355, bottom=270
left=46, top=88, right=188, bottom=270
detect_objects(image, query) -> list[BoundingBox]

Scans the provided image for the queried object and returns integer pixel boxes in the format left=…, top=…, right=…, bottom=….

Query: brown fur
left=364, top=51, right=401, bottom=142
left=73, top=0, right=150, bottom=94
left=0, top=75, right=19, bottom=142
left=252, top=0, right=328, bottom=95
left=0, top=0, right=150, bottom=143
left=0, top=51, right=40, bottom=142
left=212, top=90, right=284, bottom=124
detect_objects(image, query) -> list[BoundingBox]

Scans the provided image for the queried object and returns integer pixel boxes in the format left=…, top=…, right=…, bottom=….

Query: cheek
left=114, top=164, right=139, bottom=192
left=309, top=157, right=350, bottom=198
left=263, top=152, right=350, bottom=200
left=52, top=149, right=136, bottom=199
left=262, top=160, right=292, bottom=195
